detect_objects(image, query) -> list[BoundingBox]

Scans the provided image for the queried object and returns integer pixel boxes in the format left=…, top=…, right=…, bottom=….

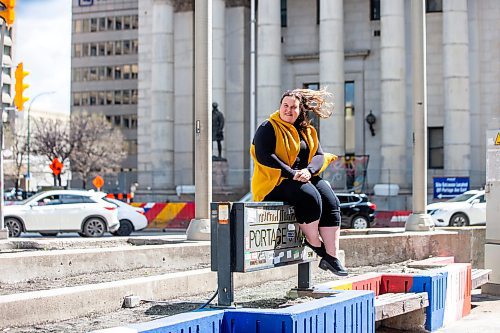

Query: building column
left=379, top=0, right=406, bottom=185
left=319, top=0, right=344, bottom=154
left=174, top=1, right=194, bottom=185
left=213, top=0, right=226, bottom=158
left=256, top=0, right=281, bottom=125
left=443, top=0, right=470, bottom=174
left=226, top=2, right=250, bottom=188
left=151, top=0, right=175, bottom=190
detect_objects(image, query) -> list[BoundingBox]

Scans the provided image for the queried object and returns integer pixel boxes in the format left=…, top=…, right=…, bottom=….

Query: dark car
left=337, top=193, right=377, bottom=229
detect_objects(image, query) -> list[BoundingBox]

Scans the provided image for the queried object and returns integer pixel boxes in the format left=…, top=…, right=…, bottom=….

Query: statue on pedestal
left=212, top=102, right=225, bottom=161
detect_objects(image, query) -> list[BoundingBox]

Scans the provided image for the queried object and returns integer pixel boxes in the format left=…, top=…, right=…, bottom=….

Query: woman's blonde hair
left=280, top=87, right=334, bottom=129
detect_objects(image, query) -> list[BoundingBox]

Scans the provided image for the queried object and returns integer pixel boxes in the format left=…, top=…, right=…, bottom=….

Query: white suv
left=426, top=190, right=486, bottom=227
left=4, top=190, right=120, bottom=237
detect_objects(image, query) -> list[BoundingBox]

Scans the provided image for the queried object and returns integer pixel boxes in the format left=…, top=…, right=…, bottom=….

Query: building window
left=82, top=19, right=90, bottom=32
left=428, top=127, right=444, bottom=169
left=106, top=91, right=114, bottom=105
left=344, top=81, right=355, bottom=154
left=370, top=0, right=380, bottom=21
left=115, top=41, right=122, bottom=55
left=114, top=66, right=122, bottom=79
left=131, top=64, right=138, bottom=79
left=131, top=15, right=139, bottom=29
left=426, top=0, right=442, bottom=13
left=90, top=18, right=98, bottom=32
left=281, top=0, right=287, bottom=27
left=115, top=16, right=123, bottom=30
left=99, top=17, right=106, bottom=31
left=74, top=19, right=83, bottom=33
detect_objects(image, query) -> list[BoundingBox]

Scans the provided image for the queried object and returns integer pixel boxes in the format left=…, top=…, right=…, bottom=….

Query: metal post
left=186, top=0, right=213, bottom=240
left=249, top=0, right=256, bottom=178
left=297, top=262, right=312, bottom=290
left=216, top=211, right=234, bottom=307
left=405, top=0, right=434, bottom=231
left=25, top=91, right=56, bottom=191
left=0, top=22, right=8, bottom=239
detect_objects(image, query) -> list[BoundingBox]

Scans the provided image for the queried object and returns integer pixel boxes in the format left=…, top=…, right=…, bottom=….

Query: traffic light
left=0, top=0, right=15, bottom=26
left=14, top=62, right=29, bottom=111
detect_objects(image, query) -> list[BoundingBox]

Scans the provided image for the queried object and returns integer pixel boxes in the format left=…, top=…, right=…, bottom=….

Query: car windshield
left=447, top=193, right=476, bottom=202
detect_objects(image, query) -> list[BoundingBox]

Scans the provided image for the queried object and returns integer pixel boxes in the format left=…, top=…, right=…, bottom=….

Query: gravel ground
left=1, top=261, right=425, bottom=333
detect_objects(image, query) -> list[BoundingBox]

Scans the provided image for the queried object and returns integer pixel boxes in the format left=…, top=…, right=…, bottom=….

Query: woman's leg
left=299, top=220, right=321, bottom=247
left=265, top=179, right=322, bottom=247
left=311, top=178, right=347, bottom=276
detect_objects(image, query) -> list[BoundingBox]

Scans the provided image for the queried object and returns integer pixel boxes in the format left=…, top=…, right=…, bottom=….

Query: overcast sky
left=15, top=0, right=71, bottom=114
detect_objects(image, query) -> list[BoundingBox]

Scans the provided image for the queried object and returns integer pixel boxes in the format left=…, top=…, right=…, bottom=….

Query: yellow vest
left=250, top=111, right=337, bottom=201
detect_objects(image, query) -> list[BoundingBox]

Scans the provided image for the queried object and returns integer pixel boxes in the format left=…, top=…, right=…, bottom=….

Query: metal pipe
left=0, top=22, right=6, bottom=238
left=249, top=0, right=256, bottom=178
left=194, top=0, right=212, bottom=219
left=405, top=0, right=434, bottom=231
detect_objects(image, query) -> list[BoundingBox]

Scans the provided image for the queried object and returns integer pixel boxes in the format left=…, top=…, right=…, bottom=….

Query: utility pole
left=0, top=21, right=8, bottom=239
left=405, top=0, right=434, bottom=231
left=186, top=0, right=212, bottom=240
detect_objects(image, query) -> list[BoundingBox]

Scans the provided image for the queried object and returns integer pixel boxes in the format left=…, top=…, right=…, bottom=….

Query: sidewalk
left=436, top=291, right=500, bottom=332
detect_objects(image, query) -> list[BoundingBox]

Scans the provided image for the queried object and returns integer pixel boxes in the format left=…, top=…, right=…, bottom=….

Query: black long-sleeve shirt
left=253, top=121, right=325, bottom=178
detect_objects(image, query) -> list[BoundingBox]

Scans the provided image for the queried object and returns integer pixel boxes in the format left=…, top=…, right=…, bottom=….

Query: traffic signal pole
left=0, top=21, right=8, bottom=239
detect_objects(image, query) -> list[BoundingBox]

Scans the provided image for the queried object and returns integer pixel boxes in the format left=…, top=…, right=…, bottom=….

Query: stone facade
left=134, top=0, right=498, bottom=202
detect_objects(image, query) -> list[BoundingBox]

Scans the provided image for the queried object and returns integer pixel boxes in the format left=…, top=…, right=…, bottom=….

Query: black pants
left=264, top=176, right=341, bottom=227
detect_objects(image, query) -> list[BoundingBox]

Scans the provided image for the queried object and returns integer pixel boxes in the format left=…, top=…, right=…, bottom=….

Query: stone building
left=71, top=0, right=139, bottom=192
left=77, top=0, right=500, bottom=205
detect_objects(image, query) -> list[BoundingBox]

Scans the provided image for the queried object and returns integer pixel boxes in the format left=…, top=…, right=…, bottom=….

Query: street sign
left=211, top=202, right=314, bottom=273
left=92, top=175, right=104, bottom=190
left=49, top=158, right=63, bottom=176
left=433, top=177, right=470, bottom=199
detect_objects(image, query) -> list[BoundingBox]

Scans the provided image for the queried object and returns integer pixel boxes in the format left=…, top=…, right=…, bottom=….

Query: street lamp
left=26, top=91, right=55, bottom=191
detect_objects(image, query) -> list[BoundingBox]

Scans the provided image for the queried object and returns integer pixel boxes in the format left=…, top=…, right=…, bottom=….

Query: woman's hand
left=293, top=168, right=311, bottom=183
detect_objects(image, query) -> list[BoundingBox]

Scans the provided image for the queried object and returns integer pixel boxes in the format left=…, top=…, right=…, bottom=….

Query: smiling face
left=279, top=95, right=301, bottom=124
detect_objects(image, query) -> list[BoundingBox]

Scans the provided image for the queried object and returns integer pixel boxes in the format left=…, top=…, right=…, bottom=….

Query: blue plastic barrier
left=410, top=270, right=448, bottom=331
left=126, top=309, right=225, bottom=333
left=222, top=290, right=374, bottom=333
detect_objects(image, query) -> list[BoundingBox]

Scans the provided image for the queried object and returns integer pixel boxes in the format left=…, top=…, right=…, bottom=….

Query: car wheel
left=113, top=220, right=134, bottom=236
left=82, top=217, right=106, bottom=237
left=5, top=218, right=23, bottom=237
left=39, top=232, right=58, bottom=237
left=351, top=215, right=369, bottom=229
left=449, top=213, right=469, bottom=227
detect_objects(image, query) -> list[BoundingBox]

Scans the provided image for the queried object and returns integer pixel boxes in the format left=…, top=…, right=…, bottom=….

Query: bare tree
left=70, top=111, right=127, bottom=188
left=31, top=111, right=126, bottom=188
left=32, top=118, right=72, bottom=163
left=4, top=128, right=28, bottom=193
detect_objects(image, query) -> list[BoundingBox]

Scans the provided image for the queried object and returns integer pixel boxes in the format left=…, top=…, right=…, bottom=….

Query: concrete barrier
left=0, top=242, right=211, bottom=283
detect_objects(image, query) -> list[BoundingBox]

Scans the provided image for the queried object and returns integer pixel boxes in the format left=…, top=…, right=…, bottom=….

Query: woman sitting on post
left=250, top=88, right=347, bottom=276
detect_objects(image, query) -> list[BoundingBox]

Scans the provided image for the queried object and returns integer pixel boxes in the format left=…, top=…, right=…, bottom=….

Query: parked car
left=238, top=191, right=377, bottom=229
left=336, top=193, right=377, bottom=229
left=426, top=190, right=486, bottom=227
left=3, top=190, right=120, bottom=237
left=105, top=198, right=148, bottom=236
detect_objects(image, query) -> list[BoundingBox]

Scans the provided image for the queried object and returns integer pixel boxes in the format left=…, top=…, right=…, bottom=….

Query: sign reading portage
left=211, top=202, right=314, bottom=273
left=244, top=205, right=313, bottom=271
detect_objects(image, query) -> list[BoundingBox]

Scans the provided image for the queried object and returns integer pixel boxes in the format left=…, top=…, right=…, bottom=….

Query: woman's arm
left=253, top=121, right=296, bottom=178
left=306, top=141, right=326, bottom=175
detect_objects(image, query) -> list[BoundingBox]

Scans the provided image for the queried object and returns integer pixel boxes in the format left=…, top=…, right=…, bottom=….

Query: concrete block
left=123, top=295, right=141, bottom=308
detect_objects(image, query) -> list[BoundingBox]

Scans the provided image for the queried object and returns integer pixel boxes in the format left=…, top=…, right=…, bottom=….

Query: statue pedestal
left=212, top=159, right=229, bottom=190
